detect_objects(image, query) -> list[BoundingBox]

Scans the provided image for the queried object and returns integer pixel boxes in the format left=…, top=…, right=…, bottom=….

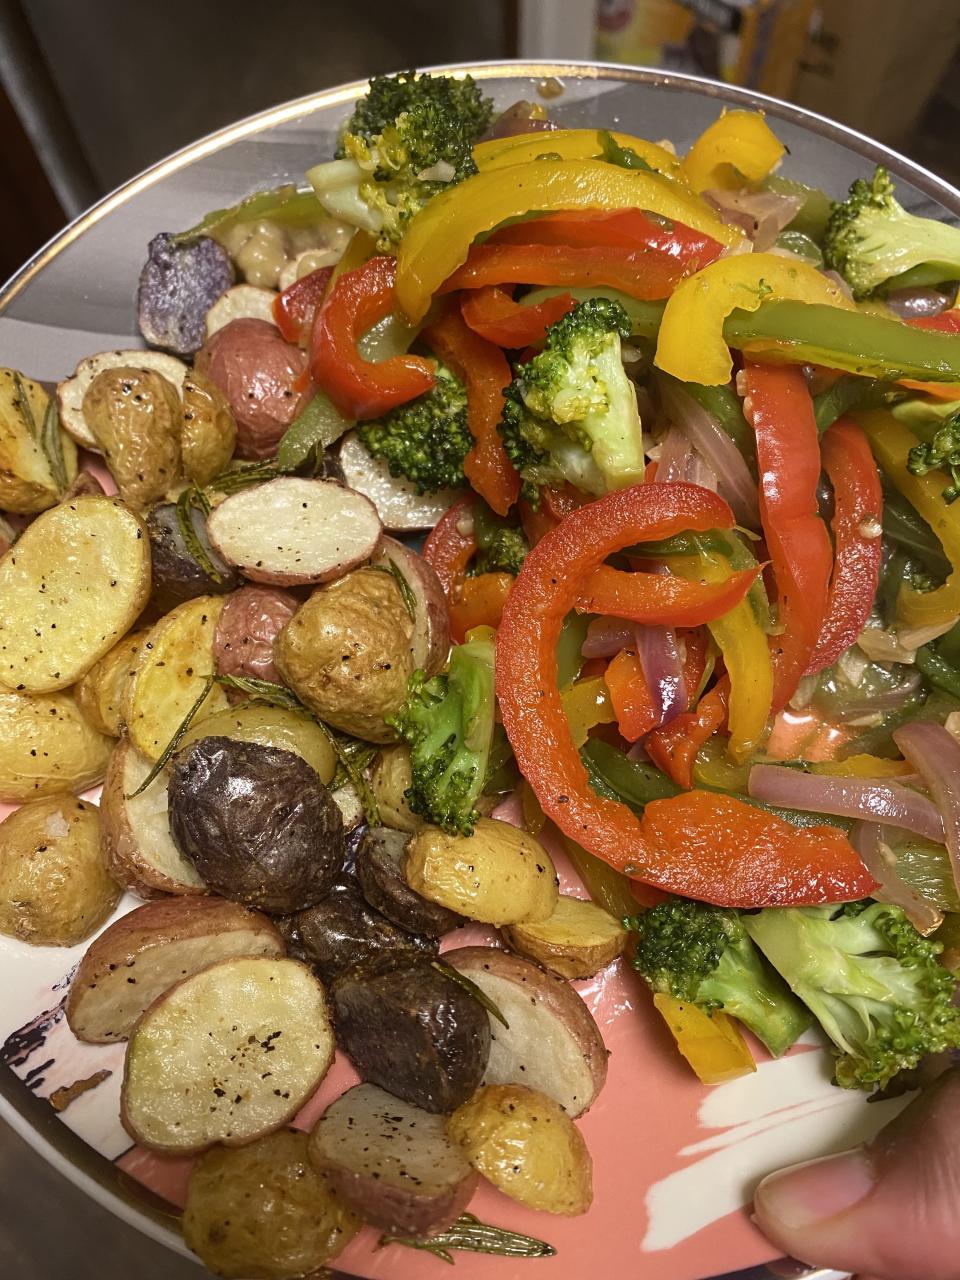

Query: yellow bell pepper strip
left=561, top=676, right=616, bottom=748
left=655, top=253, right=854, bottom=386
left=810, top=754, right=914, bottom=778
left=473, top=128, right=681, bottom=178
left=682, top=109, right=785, bottom=194
left=857, top=408, right=960, bottom=626
left=652, top=993, right=757, bottom=1085
left=558, top=832, right=641, bottom=923
left=665, top=542, right=773, bottom=762
left=395, top=158, right=745, bottom=323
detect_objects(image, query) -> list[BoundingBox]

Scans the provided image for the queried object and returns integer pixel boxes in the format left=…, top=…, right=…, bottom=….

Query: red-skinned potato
left=373, top=538, right=450, bottom=677
left=195, top=317, right=308, bottom=459
left=214, top=584, right=299, bottom=687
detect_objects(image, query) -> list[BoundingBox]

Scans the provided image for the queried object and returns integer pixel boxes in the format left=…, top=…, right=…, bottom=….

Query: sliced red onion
left=654, top=425, right=696, bottom=483
left=635, top=623, right=685, bottom=726
left=748, top=763, right=946, bottom=843
left=704, top=188, right=802, bottom=251
left=820, top=269, right=855, bottom=301
left=884, top=286, right=954, bottom=320
left=659, top=379, right=759, bottom=526
left=483, top=101, right=559, bottom=140
left=852, top=821, right=943, bottom=934
left=831, top=670, right=924, bottom=722
left=893, top=722, right=960, bottom=902
left=582, top=617, right=635, bottom=659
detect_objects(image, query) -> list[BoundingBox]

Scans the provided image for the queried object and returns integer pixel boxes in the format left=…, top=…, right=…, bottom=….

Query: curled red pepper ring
left=274, top=266, right=333, bottom=345
left=460, top=285, right=576, bottom=348
left=489, top=207, right=723, bottom=271
left=578, top=563, right=760, bottom=628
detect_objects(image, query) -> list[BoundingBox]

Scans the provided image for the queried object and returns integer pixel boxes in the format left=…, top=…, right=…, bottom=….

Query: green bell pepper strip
left=915, top=644, right=960, bottom=699
left=813, top=375, right=896, bottom=434
left=882, top=488, right=952, bottom=581
left=176, top=186, right=324, bottom=245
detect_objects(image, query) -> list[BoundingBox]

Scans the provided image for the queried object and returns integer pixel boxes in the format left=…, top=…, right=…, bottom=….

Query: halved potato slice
left=0, top=689, right=111, bottom=803
left=74, top=628, right=151, bottom=737
left=0, top=368, right=77, bottom=513
left=503, top=894, right=628, bottom=979
left=204, top=285, right=277, bottom=338
left=57, top=349, right=189, bottom=449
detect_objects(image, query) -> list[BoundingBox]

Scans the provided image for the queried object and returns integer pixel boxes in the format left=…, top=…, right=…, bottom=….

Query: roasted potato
left=356, top=827, right=463, bottom=938
left=282, top=875, right=436, bottom=982
left=100, top=736, right=207, bottom=897
left=0, top=796, right=119, bottom=946
left=66, top=896, right=284, bottom=1042
left=405, top=819, right=559, bottom=927
left=195, top=318, right=308, bottom=459
left=444, top=946, right=608, bottom=1117
left=0, top=690, right=112, bottom=803
left=204, top=284, right=277, bottom=338
left=137, top=232, right=234, bottom=356
left=447, top=1084, right=592, bottom=1216
left=168, top=737, right=344, bottom=914
left=213, top=584, right=298, bottom=687
left=145, top=502, right=239, bottom=612
left=180, top=370, right=237, bottom=484
left=372, top=538, right=450, bottom=677
left=338, top=431, right=460, bottom=532
left=123, top=595, right=229, bottom=760
left=276, top=567, right=415, bottom=742
left=368, top=745, right=423, bottom=834
left=121, top=955, right=334, bottom=1153
left=81, top=367, right=182, bottom=510
left=180, top=702, right=336, bottom=783
left=503, top=894, right=628, bottom=979
left=57, top=349, right=189, bottom=451
left=184, top=1129, right=360, bottom=1279
left=61, top=470, right=107, bottom=500
left=0, top=368, right=77, bottom=513
left=207, top=477, right=381, bottom=587
left=332, top=959, right=490, bottom=1113
left=74, top=628, right=151, bottom=737
left=309, top=1084, right=477, bottom=1237
left=0, top=496, right=151, bottom=694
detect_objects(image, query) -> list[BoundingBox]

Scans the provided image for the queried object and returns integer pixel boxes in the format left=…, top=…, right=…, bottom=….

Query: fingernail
left=755, top=1148, right=876, bottom=1230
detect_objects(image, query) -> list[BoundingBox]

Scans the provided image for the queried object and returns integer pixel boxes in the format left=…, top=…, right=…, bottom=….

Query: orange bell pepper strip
left=274, top=266, right=333, bottom=345
left=310, top=255, right=435, bottom=420
left=653, top=993, right=756, bottom=1085
left=460, top=285, right=576, bottom=348
left=577, top=562, right=760, bottom=628
left=743, top=361, right=833, bottom=710
left=449, top=572, right=514, bottom=643
left=604, top=649, right=658, bottom=743
left=806, top=417, right=883, bottom=674
left=489, top=208, right=724, bottom=272
left=422, top=495, right=475, bottom=598
left=645, top=676, right=730, bottom=790
left=422, top=306, right=519, bottom=516
left=495, top=480, right=878, bottom=906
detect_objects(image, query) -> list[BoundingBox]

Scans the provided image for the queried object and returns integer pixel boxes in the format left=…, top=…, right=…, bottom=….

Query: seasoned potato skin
left=183, top=1129, right=360, bottom=1279
left=0, top=690, right=112, bottom=803
left=180, top=702, right=336, bottom=784
left=0, top=368, right=77, bottom=512
left=0, top=796, right=119, bottom=946
left=368, top=745, right=423, bottom=834
left=356, top=827, right=463, bottom=938
left=332, top=960, right=491, bottom=1113
left=405, top=819, right=559, bottom=927
left=180, top=370, right=237, bottom=484
left=447, top=1084, right=593, bottom=1215
left=503, top=894, right=629, bottom=979
left=74, top=628, right=151, bottom=737
left=146, top=502, right=239, bottom=612
left=214, top=585, right=298, bottom=688
left=169, top=736, right=345, bottom=914
left=276, top=567, right=415, bottom=743
left=82, top=367, right=182, bottom=510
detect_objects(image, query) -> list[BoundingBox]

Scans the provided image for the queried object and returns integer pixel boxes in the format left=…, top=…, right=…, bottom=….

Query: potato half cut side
left=0, top=496, right=150, bottom=694
left=0, top=690, right=111, bottom=804
left=503, top=894, right=628, bottom=980
left=204, top=285, right=278, bottom=338
left=444, top=946, right=608, bottom=1117
left=100, top=737, right=207, bottom=898
left=57, top=349, right=189, bottom=449
left=207, top=477, right=382, bottom=586
left=67, top=897, right=284, bottom=1043
left=309, top=1083, right=477, bottom=1237
left=338, top=431, right=459, bottom=532
left=121, top=955, right=334, bottom=1153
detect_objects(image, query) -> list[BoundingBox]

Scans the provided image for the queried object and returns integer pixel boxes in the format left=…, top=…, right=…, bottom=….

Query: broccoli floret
left=356, top=366, right=470, bottom=494
left=629, top=897, right=811, bottom=1058
left=473, top=501, right=528, bottom=575
left=907, top=407, right=960, bottom=504
left=745, top=901, right=960, bottom=1090
left=308, top=71, right=493, bottom=250
left=499, top=297, right=645, bottom=501
left=823, top=166, right=960, bottom=298
left=387, top=630, right=496, bottom=836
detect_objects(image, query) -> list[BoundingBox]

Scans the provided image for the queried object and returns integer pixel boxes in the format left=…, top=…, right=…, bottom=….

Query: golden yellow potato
left=183, top=1129, right=360, bottom=1279
left=405, top=818, right=559, bottom=926
left=74, top=628, right=151, bottom=737
left=180, top=702, right=336, bottom=783
left=368, top=744, right=423, bottom=834
left=82, top=366, right=181, bottom=510
left=181, top=370, right=237, bottom=485
left=0, top=368, right=77, bottom=513
left=503, top=894, right=628, bottom=979
left=0, top=796, right=119, bottom=946
left=276, top=567, right=414, bottom=743
left=0, top=690, right=112, bottom=803
left=447, top=1084, right=592, bottom=1216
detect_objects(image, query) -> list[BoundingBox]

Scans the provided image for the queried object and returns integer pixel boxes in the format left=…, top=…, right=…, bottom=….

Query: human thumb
left=753, top=1068, right=960, bottom=1280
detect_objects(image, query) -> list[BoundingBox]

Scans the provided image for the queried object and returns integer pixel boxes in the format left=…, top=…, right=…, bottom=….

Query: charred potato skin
left=81, top=367, right=182, bottom=511
left=331, top=960, right=491, bottom=1114
left=276, top=567, right=415, bottom=743
left=183, top=1129, right=361, bottom=1280
left=0, top=690, right=112, bottom=803
left=0, top=368, right=77, bottom=513
left=356, top=827, right=464, bottom=938
left=0, top=796, right=119, bottom=947
left=179, top=702, right=337, bottom=785
left=168, top=736, right=345, bottom=914
left=213, top=584, right=298, bottom=688
left=74, top=628, right=151, bottom=738
left=503, top=894, right=629, bottom=980
left=180, top=370, right=237, bottom=484
left=146, top=502, right=239, bottom=611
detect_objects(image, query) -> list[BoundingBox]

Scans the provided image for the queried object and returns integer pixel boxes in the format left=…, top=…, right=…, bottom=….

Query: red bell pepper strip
left=577, top=562, right=760, bottom=628
left=645, top=676, right=729, bottom=790
left=907, top=311, right=960, bottom=334
left=743, top=361, right=833, bottom=710
left=311, top=255, right=435, bottom=420
left=460, top=285, right=576, bottom=348
left=422, top=306, right=519, bottom=516
left=449, top=572, right=514, bottom=643
left=806, top=418, right=883, bottom=674
left=422, top=496, right=476, bottom=599
left=495, top=480, right=876, bottom=906
left=490, top=208, right=723, bottom=271
left=440, top=243, right=694, bottom=302
left=519, top=484, right=586, bottom=547
left=604, top=649, right=658, bottom=742
left=274, top=266, right=333, bottom=346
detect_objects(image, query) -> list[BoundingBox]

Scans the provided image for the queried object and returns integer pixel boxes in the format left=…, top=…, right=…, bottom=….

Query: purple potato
left=137, top=233, right=234, bottom=356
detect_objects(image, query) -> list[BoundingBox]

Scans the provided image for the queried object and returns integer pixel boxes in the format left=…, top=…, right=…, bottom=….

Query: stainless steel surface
left=2, top=57, right=956, bottom=1280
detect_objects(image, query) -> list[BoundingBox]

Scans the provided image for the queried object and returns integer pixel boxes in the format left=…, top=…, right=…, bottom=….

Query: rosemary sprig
left=378, top=1214, right=556, bottom=1264
left=432, top=960, right=509, bottom=1029
left=13, top=372, right=38, bottom=439
left=176, top=487, right=223, bottom=584
left=40, top=398, right=68, bottom=493
left=377, top=557, right=417, bottom=621
left=206, top=461, right=280, bottom=494
left=124, top=673, right=215, bottom=798
left=214, top=673, right=306, bottom=712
